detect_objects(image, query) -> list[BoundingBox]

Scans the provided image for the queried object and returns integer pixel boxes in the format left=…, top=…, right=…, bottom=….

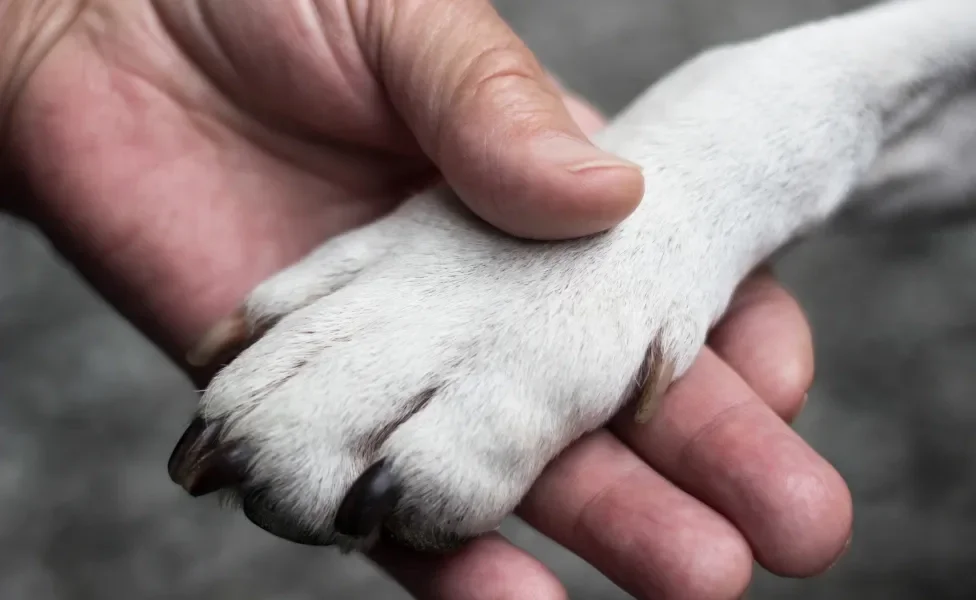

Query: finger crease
left=572, top=463, right=645, bottom=544
left=675, top=400, right=755, bottom=474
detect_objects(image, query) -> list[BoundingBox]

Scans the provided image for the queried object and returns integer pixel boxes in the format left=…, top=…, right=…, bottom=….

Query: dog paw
left=168, top=186, right=717, bottom=553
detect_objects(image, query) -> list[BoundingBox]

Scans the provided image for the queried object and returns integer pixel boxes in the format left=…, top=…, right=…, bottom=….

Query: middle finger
left=517, top=364, right=759, bottom=599
left=614, top=349, right=852, bottom=577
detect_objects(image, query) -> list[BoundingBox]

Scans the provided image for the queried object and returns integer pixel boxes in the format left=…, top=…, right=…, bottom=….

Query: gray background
left=3, top=0, right=976, bottom=598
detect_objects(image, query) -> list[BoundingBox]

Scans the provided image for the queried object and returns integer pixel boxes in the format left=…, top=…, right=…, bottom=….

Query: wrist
left=0, top=0, right=82, bottom=165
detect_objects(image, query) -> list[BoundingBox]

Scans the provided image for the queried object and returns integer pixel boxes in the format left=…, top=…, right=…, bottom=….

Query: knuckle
left=448, top=44, right=549, bottom=129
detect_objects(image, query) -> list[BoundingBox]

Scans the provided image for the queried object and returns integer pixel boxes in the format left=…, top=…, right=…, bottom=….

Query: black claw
left=167, top=416, right=247, bottom=496
left=335, top=460, right=400, bottom=538
left=241, top=488, right=332, bottom=546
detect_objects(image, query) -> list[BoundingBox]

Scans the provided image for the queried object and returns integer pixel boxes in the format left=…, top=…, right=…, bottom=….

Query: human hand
left=2, top=1, right=852, bottom=598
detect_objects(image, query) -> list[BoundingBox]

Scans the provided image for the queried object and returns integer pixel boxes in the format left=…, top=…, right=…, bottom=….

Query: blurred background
left=3, top=0, right=976, bottom=598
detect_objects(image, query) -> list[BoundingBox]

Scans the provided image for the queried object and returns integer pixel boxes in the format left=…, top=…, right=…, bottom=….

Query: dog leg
left=168, top=0, right=976, bottom=552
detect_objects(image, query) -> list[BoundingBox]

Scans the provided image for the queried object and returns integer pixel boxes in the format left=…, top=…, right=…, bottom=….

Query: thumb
left=354, top=0, right=644, bottom=240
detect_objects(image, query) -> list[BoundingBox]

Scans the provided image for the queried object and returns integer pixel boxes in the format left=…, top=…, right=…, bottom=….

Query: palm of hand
left=10, top=0, right=438, bottom=358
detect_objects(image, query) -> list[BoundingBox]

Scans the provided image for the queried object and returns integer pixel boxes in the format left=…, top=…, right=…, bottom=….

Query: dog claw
left=241, top=487, right=332, bottom=546
left=167, top=417, right=247, bottom=496
left=186, top=309, right=250, bottom=367
left=634, top=350, right=675, bottom=424
left=335, top=460, right=400, bottom=540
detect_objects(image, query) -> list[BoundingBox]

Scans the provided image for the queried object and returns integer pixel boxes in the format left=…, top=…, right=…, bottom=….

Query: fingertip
left=473, top=155, right=644, bottom=240
left=753, top=462, right=854, bottom=577
left=709, top=271, right=814, bottom=421
left=539, top=159, right=645, bottom=238
left=672, top=526, right=754, bottom=600
left=371, top=533, right=567, bottom=600
left=769, top=356, right=815, bottom=423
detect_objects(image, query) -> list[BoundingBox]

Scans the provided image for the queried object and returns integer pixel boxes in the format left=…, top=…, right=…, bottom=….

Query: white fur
left=196, top=0, right=976, bottom=547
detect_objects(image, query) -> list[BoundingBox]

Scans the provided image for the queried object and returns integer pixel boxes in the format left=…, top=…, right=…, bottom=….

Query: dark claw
left=167, top=416, right=247, bottom=496
left=335, top=460, right=400, bottom=538
left=242, top=488, right=331, bottom=546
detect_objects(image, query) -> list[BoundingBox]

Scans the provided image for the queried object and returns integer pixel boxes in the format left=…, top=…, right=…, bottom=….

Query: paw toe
left=243, top=227, right=397, bottom=328
left=186, top=227, right=398, bottom=368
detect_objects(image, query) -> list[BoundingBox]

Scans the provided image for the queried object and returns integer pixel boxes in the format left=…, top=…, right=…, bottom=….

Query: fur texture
left=182, top=0, right=976, bottom=550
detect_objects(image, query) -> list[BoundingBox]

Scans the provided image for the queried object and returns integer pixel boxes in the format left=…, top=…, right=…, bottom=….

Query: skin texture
left=0, top=0, right=851, bottom=598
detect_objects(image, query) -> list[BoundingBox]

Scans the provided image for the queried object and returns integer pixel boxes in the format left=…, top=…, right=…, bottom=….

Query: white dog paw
left=168, top=185, right=716, bottom=552
left=168, top=0, right=976, bottom=552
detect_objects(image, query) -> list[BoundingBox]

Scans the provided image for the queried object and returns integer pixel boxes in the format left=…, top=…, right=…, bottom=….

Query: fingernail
left=532, top=135, right=642, bottom=174
left=827, top=533, right=853, bottom=571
